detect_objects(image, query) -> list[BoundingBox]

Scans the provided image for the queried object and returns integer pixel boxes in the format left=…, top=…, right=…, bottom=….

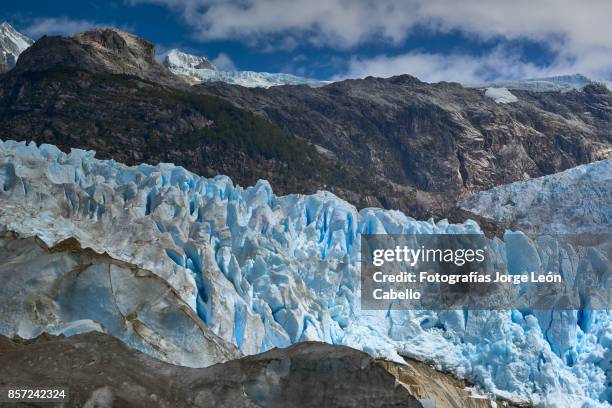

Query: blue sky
left=2, top=0, right=612, bottom=84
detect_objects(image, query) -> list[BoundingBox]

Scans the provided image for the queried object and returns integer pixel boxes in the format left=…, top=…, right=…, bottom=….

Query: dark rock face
left=0, top=29, right=378, bottom=206
left=0, top=332, right=422, bottom=408
left=0, top=66, right=372, bottom=201
left=199, top=76, right=612, bottom=216
left=12, top=28, right=183, bottom=87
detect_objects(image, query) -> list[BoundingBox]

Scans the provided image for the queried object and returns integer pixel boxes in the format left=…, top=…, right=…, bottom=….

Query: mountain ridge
left=199, top=74, right=612, bottom=218
left=1, top=330, right=525, bottom=408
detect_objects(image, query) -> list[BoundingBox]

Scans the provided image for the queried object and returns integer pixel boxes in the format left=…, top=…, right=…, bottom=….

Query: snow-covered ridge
left=164, top=49, right=215, bottom=70
left=162, top=48, right=328, bottom=88
left=0, top=22, right=33, bottom=72
left=0, top=139, right=610, bottom=407
left=479, top=74, right=594, bottom=92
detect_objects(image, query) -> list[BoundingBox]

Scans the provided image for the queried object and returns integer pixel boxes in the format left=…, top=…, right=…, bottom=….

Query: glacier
left=0, top=231, right=239, bottom=367
left=460, top=160, right=612, bottom=236
left=478, top=74, right=595, bottom=92
left=484, top=87, right=518, bottom=103
left=163, top=48, right=329, bottom=88
left=0, top=139, right=610, bottom=407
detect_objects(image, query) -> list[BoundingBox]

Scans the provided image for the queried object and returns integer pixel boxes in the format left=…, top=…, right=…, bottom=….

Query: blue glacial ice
left=0, top=139, right=610, bottom=407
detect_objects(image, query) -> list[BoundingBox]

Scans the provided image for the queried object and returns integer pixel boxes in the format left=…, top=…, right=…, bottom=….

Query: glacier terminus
left=0, top=140, right=609, bottom=407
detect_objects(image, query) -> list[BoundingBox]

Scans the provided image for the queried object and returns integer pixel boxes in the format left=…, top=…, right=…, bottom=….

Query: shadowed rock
left=12, top=28, right=183, bottom=87
left=0, top=332, right=423, bottom=408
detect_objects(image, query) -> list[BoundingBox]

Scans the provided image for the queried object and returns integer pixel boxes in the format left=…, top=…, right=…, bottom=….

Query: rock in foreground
left=0, top=332, right=422, bottom=408
left=0, top=331, right=523, bottom=408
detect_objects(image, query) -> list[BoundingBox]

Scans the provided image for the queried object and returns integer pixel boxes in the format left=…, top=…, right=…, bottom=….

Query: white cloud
left=22, top=17, right=112, bottom=38
left=129, top=0, right=612, bottom=81
left=337, top=47, right=563, bottom=85
left=128, top=0, right=612, bottom=52
left=154, top=44, right=172, bottom=62
left=337, top=46, right=612, bottom=85
left=129, top=0, right=421, bottom=48
left=211, top=52, right=236, bottom=70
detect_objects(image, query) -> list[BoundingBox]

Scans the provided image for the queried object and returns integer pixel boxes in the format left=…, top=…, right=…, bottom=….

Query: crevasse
left=0, top=139, right=609, bottom=407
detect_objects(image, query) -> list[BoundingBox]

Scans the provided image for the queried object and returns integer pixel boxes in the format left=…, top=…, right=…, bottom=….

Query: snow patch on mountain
left=484, top=87, right=518, bottom=103
left=0, top=139, right=609, bottom=407
left=164, top=49, right=216, bottom=70
left=0, top=22, right=33, bottom=72
left=163, top=48, right=328, bottom=88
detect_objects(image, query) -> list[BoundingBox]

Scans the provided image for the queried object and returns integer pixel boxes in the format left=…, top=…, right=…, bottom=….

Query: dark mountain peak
left=12, top=35, right=82, bottom=72
left=73, top=28, right=156, bottom=64
left=387, top=74, right=423, bottom=85
left=332, top=74, right=423, bottom=89
left=12, top=28, right=183, bottom=87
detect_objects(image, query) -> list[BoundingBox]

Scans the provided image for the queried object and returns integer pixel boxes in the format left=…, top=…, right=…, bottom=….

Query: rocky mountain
left=163, top=48, right=328, bottom=88
left=1, top=139, right=609, bottom=406
left=0, top=24, right=610, bottom=408
left=0, top=28, right=377, bottom=206
left=13, top=28, right=183, bottom=87
left=0, top=22, right=33, bottom=73
left=199, top=75, right=612, bottom=218
left=0, top=332, right=422, bottom=408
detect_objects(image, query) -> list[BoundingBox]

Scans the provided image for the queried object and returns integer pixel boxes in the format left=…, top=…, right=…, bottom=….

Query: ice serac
left=162, top=48, right=328, bottom=88
left=0, top=22, right=33, bottom=73
left=0, top=140, right=610, bottom=407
